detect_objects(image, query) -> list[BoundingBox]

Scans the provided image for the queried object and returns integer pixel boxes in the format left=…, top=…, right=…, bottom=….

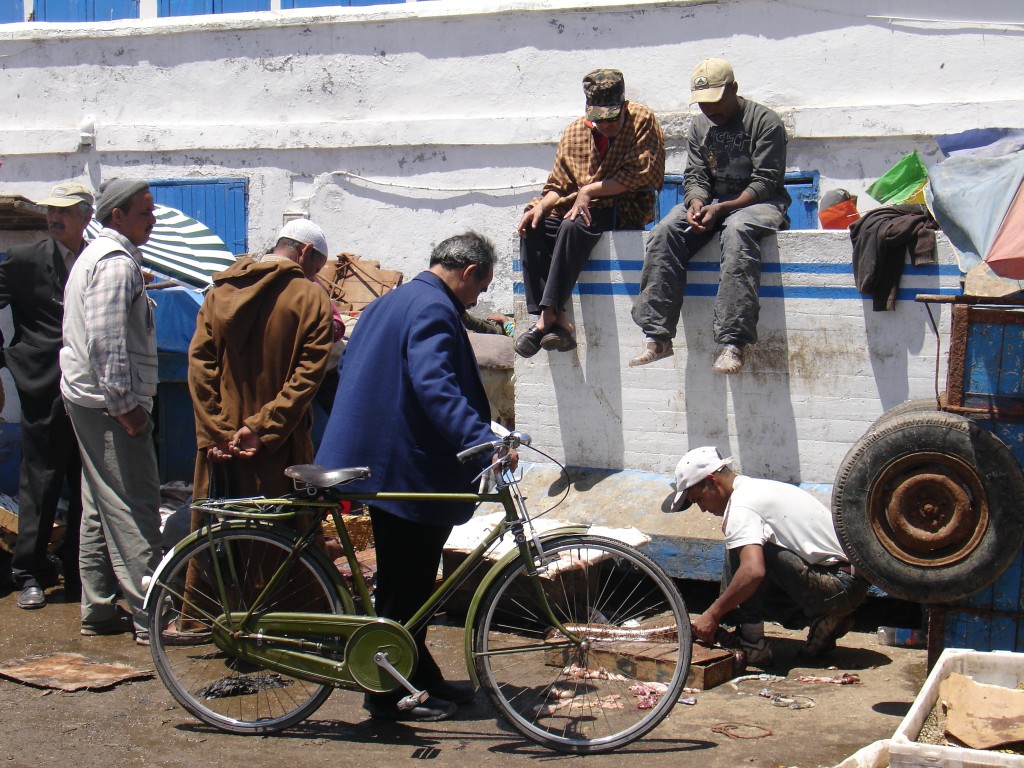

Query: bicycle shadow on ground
left=173, top=713, right=714, bottom=757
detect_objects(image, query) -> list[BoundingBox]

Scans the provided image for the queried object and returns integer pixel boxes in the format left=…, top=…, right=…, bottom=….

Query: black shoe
left=427, top=679, right=476, bottom=705
left=539, top=325, right=577, bottom=353
left=16, top=585, right=46, bottom=610
left=364, top=694, right=457, bottom=722
left=513, top=325, right=545, bottom=358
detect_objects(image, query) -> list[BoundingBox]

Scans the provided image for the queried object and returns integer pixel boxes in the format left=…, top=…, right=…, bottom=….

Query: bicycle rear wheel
left=148, top=526, right=344, bottom=734
left=473, top=535, right=691, bottom=754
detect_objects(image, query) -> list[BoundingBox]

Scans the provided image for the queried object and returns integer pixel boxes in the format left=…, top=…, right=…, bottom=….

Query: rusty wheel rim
left=868, top=452, right=988, bottom=567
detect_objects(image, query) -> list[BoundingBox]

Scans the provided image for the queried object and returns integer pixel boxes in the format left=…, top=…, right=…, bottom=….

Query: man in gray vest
left=60, top=178, right=162, bottom=646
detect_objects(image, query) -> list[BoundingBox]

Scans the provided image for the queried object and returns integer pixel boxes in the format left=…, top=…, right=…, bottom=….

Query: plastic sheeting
left=926, top=151, right=1024, bottom=276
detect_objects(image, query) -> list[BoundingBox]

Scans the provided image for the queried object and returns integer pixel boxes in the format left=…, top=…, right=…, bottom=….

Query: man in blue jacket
left=317, top=231, right=515, bottom=723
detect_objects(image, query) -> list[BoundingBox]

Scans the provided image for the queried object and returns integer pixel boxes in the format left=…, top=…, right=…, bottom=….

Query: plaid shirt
left=82, top=229, right=149, bottom=416
left=533, top=101, right=665, bottom=229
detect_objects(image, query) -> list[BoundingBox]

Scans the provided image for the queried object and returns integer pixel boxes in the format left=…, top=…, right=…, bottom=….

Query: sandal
left=629, top=339, right=673, bottom=367
left=540, top=325, right=577, bottom=352
left=513, top=325, right=546, bottom=358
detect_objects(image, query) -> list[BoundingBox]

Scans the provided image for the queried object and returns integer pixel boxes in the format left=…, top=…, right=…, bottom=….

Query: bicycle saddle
left=284, top=464, right=372, bottom=488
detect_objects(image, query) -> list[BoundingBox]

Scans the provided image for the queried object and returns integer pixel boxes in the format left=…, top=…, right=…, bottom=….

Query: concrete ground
left=0, top=582, right=928, bottom=768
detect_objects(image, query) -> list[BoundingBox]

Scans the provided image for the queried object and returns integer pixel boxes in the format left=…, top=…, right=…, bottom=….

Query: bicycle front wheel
left=473, top=535, right=691, bottom=754
left=148, top=526, right=345, bottom=734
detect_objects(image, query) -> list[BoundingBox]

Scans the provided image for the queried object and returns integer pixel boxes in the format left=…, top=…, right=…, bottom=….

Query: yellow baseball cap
left=690, top=58, right=735, bottom=104
left=37, top=182, right=94, bottom=208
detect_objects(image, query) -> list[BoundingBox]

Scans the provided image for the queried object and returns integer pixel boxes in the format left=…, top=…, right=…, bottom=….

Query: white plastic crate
left=889, top=648, right=1024, bottom=768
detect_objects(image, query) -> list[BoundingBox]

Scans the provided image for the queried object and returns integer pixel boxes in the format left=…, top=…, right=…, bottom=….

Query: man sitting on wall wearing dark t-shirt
left=630, top=58, right=790, bottom=375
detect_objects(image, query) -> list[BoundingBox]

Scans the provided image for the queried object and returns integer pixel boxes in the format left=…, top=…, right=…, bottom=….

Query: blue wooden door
left=280, top=0, right=405, bottom=7
left=0, top=0, right=24, bottom=22
left=158, top=0, right=267, bottom=16
left=34, top=0, right=137, bottom=20
left=146, top=178, right=248, bottom=482
left=148, top=177, right=248, bottom=255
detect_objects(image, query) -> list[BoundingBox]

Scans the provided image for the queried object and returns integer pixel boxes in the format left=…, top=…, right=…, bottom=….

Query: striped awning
left=86, top=204, right=235, bottom=288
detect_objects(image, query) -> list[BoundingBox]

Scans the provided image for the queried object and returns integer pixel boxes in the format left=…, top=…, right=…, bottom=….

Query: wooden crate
left=545, top=639, right=734, bottom=691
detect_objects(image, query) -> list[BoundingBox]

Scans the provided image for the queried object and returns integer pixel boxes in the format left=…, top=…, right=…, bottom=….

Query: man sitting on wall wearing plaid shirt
left=515, top=68, right=665, bottom=358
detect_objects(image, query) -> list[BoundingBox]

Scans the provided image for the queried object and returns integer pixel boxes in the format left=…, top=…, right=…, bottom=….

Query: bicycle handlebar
left=456, top=430, right=531, bottom=464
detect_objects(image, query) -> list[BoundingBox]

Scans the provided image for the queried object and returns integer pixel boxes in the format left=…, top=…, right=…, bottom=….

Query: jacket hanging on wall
left=850, top=204, right=939, bottom=311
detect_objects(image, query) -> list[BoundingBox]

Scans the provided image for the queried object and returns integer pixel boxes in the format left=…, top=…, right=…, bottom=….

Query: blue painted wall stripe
left=513, top=258, right=960, bottom=278
left=512, top=283, right=960, bottom=300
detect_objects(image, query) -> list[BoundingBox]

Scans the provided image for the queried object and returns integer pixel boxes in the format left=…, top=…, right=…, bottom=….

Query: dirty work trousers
left=11, top=389, right=82, bottom=593
left=66, top=400, right=162, bottom=636
left=365, top=507, right=454, bottom=707
left=520, top=209, right=617, bottom=316
left=723, top=542, right=870, bottom=627
left=631, top=201, right=788, bottom=347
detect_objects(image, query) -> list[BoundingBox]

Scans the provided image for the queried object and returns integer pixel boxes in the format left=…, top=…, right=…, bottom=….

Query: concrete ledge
left=513, top=229, right=959, bottom=485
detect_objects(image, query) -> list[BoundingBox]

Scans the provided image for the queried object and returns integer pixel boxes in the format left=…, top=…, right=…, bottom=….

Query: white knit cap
left=278, top=218, right=329, bottom=259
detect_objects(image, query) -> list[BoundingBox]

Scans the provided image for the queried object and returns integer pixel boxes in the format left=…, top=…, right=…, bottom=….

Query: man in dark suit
left=0, top=182, right=92, bottom=609
left=316, top=231, right=516, bottom=723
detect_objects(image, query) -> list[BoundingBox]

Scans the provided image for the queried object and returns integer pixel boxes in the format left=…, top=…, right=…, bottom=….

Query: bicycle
left=143, top=431, right=693, bottom=754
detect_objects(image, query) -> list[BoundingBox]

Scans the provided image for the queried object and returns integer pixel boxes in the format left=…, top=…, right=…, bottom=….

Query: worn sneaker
left=629, top=338, right=673, bottom=367
left=81, top=608, right=133, bottom=637
left=712, top=344, right=744, bottom=374
left=364, top=694, right=457, bottom=722
left=802, top=612, right=855, bottom=657
left=739, top=637, right=774, bottom=667
left=715, top=629, right=774, bottom=668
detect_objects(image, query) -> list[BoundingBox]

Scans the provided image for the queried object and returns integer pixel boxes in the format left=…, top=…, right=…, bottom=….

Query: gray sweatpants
left=631, top=201, right=788, bottom=346
left=66, top=400, right=163, bottom=636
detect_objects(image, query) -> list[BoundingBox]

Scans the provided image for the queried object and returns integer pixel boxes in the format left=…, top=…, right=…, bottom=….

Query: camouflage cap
left=583, top=69, right=625, bottom=121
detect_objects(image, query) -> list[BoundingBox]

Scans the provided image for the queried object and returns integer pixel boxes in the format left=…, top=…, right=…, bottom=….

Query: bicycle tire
left=472, top=535, right=691, bottom=754
left=148, top=526, right=345, bottom=734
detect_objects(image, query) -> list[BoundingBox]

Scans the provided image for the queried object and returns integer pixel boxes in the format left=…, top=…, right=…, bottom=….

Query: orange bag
left=818, top=198, right=861, bottom=230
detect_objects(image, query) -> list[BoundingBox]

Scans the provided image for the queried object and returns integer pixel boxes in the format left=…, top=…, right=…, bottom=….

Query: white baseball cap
left=278, top=218, right=329, bottom=260
left=671, top=446, right=733, bottom=510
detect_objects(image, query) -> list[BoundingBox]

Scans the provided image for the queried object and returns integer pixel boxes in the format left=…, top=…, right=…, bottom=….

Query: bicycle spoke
left=473, top=536, right=691, bottom=754
left=149, top=527, right=343, bottom=734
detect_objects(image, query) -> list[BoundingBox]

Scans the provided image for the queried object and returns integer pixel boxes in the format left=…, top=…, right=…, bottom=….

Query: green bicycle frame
left=160, top=480, right=588, bottom=692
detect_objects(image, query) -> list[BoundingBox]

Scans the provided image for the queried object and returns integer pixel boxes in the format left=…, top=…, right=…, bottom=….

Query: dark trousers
left=367, top=507, right=453, bottom=705
left=12, top=390, right=82, bottom=592
left=520, top=208, right=617, bottom=315
left=723, top=543, right=869, bottom=627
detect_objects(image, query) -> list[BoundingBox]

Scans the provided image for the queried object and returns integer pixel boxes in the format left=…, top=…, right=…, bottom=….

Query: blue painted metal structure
left=934, top=300, right=1024, bottom=653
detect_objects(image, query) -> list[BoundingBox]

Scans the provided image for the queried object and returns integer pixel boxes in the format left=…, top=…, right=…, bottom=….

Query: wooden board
left=546, top=641, right=734, bottom=691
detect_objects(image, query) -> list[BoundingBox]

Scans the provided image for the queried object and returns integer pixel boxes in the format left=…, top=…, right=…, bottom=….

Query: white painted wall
left=1, top=0, right=1021, bottom=315
left=513, top=230, right=957, bottom=485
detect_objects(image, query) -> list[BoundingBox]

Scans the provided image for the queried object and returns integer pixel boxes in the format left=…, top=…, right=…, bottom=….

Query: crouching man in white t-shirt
left=673, top=446, right=870, bottom=667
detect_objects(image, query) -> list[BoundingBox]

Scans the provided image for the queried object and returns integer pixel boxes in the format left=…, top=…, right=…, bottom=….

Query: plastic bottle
left=876, top=626, right=926, bottom=648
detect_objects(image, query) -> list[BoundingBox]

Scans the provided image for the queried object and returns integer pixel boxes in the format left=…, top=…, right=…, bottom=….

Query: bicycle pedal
left=397, top=690, right=429, bottom=711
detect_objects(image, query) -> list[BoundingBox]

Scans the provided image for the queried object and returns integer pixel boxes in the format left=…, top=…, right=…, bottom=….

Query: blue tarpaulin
left=149, top=285, right=203, bottom=355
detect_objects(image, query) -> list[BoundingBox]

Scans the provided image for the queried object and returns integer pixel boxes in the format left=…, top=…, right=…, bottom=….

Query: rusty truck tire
left=832, top=411, right=1024, bottom=603
left=866, top=398, right=941, bottom=435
